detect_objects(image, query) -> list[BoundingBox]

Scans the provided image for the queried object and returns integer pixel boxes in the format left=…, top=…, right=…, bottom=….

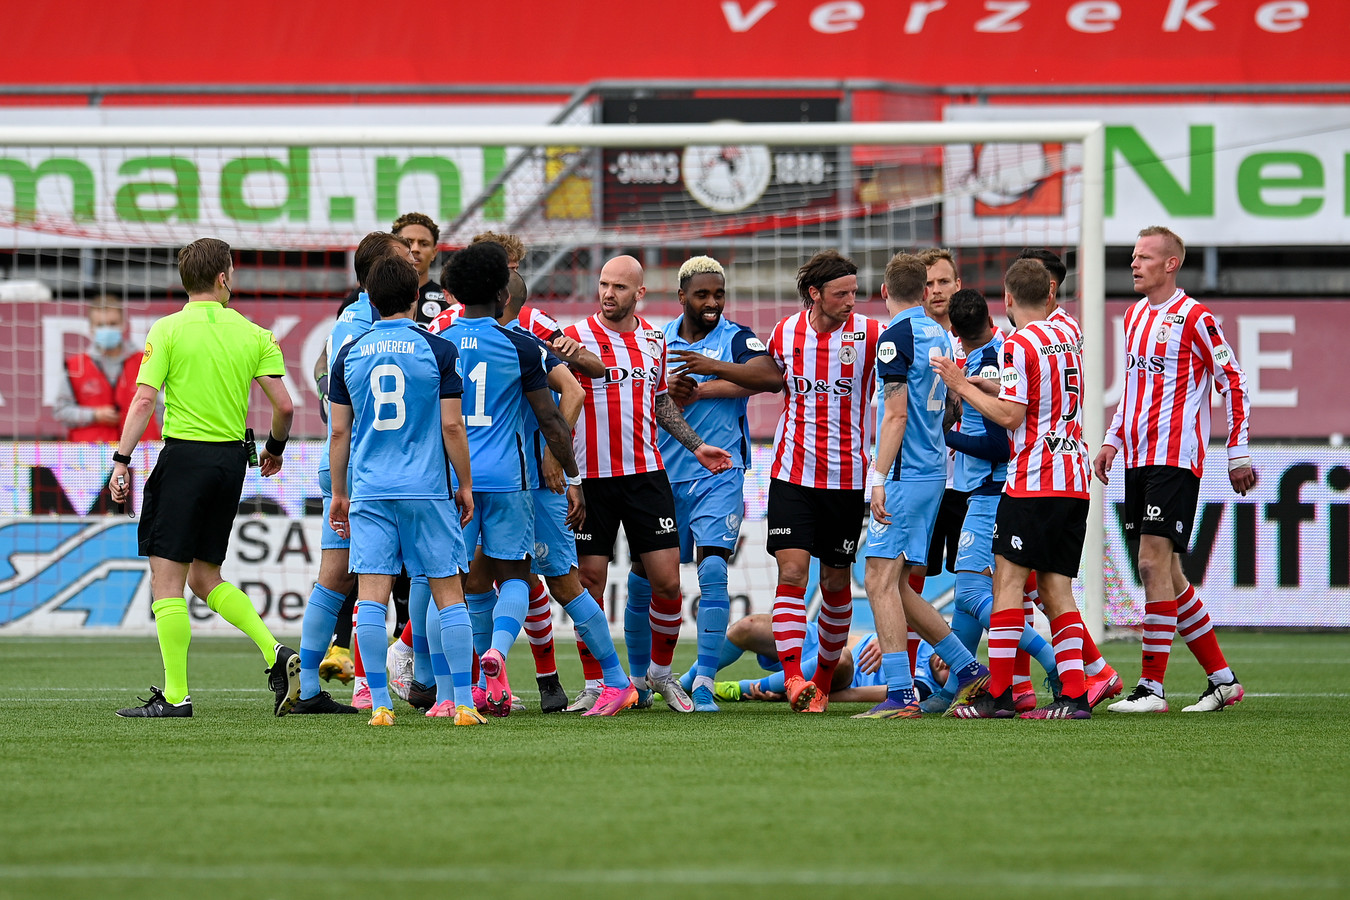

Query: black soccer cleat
left=267, top=644, right=302, bottom=717
left=405, top=679, right=437, bottom=711
left=291, top=691, right=359, bottom=714
left=116, top=686, right=193, bottom=718
left=538, top=673, right=569, bottom=714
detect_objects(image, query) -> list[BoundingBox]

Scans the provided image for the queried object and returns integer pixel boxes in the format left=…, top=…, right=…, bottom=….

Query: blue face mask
left=92, top=326, right=123, bottom=352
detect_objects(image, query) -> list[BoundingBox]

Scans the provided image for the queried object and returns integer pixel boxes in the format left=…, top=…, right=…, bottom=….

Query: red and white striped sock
left=523, top=580, right=557, bottom=677
left=648, top=593, right=683, bottom=669
left=1176, top=585, right=1233, bottom=681
left=1080, top=622, right=1106, bottom=677
left=987, top=607, right=1023, bottom=697
left=812, top=586, right=853, bottom=693
left=772, top=584, right=809, bottom=681
left=1140, top=597, right=1178, bottom=687
left=576, top=593, right=603, bottom=682
left=397, top=620, right=413, bottom=649
left=1049, top=612, right=1088, bottom=700
left=906, top=573, right=926, bottom=674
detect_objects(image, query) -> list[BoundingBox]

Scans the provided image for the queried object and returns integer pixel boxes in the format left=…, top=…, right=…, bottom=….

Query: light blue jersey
left=329, top=318, right=462, bottom=501
left=659, top=315, right=767, bottom=484
left=875, top=307, right=950, bottom=482
left=951, top=337, right=1008, bottom=493
left=506, top=318, right=567, bottom=492
left=443, top=316, right=550, bottom=492
left=320, top=292, right=378, bottom=476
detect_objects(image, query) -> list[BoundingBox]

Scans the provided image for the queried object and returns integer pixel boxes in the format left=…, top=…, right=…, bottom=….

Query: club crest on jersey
left=422, top=300, right=442, bottom=318
left=839, top=345, right=857, bottom=365
left=1154, top=326, right=1170, bottom=343
left=701, top=348, right=723, bottom=360
left=877, top=341, right=897, bottom=364
left=745, top=337, right=766, bottom=352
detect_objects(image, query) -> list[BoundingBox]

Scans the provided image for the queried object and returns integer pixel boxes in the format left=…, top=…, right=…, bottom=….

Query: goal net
left=0, top=121, right=1107, bottom=641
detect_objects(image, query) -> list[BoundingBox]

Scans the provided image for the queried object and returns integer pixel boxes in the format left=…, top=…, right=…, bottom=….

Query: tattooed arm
left=655, top=394, right=732, bottom=473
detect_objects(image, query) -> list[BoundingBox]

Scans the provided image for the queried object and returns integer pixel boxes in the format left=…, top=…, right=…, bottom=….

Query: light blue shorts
left=530, top=488, right=578, bottom=577
left=318, top=469, right=349, bottom=551
left=864, top=477, right=945, bottom=564
left=461, top=490, right=534, bottom=562
left=349, top=497, right=465, bottom=579
left=955, top=492, right=998, bottom=574
left=672, top=468, right=745, bottom=564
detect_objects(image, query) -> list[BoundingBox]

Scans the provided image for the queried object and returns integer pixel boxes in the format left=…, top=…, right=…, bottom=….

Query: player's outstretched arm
left=255, top=375, right=294, bottom=476
left=107, top=383, right=160, bottom=505
left=327, top=401, right=354, bottom=538
left=669, top=350, right=783, bottom=394
left=654, top=394, right=732, bottom=472
left=870, top=381, right=908, bottom=525
left=932, top=356, right=1024, bottom=431
left=1092, top=445, right=1118, bottom=485
left=440, top=397, right=474, bottom=526
left=548, top=334, right=605, bottom=378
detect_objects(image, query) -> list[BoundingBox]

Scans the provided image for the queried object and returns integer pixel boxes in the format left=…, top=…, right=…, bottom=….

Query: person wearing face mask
left=56, top=296, right=162, bottom=442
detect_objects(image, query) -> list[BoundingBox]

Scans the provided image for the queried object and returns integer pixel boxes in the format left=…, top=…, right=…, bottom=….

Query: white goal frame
left=0, top=121, right=1108, bottom=640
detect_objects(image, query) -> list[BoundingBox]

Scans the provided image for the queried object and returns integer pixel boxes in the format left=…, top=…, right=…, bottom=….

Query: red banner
left=2, top=1, right=1345, bottom=90
left=4, top=296, right=1338, bottom=441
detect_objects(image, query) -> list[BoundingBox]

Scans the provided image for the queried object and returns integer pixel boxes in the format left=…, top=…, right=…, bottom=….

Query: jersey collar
left=667, top=313, right=731, bottom=349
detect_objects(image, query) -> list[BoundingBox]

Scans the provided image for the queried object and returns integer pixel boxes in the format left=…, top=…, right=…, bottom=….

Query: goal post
left=0, top=120, right=1107, bottom=640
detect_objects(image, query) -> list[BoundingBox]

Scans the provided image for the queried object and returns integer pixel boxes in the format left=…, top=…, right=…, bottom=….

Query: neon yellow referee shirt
left=136, top=300, right=286, bottom=442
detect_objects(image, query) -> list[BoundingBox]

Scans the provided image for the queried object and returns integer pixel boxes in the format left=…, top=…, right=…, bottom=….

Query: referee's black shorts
left=138, top=439, right=247, bottom=566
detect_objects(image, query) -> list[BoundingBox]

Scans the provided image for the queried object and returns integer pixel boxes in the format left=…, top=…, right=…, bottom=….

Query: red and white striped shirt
left=768, top=311, right=880, bottom=490
left=517, top=304, right=563, bottom=343
left=1000, top=320, right=1091, bottom=499
left=425, top=302, right=465, bottom=335
left=1048, top=305, right=1082, bottom=347
left=564, top=313, right=668, bottom=479
left=1105, top=289, right=1249, bottom=476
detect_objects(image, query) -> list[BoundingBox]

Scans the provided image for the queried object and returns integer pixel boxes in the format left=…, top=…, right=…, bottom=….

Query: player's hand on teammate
left=565, top=483, right=585, bottom=530
left=669, top=348, right=720, bottom=378
left=870, top=484, right=891, bottom=526
left=259, top=449, right=283, bottom=477
left=454, top=485, right=474, bottom=528
left=541, top=450, right=567, bottom=494
left=667, top=373, right=699, bottom=407
left=856, top=637, right=883, bottom=674
left=695, top=443, right=733, bottom=474
left=1092, top=445, right=1118, bottom=485
left=549, top=334, right=583, bottom=358
left=929, top=355, right=965, bottom=392
left=328, top=495, right=350, bottom=539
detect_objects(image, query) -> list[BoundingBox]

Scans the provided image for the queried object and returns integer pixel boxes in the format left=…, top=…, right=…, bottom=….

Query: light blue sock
left=425, top=598, right=453, bottom=704
left=694, top=557, right=731, bottom=680
left=408, top=576, right=432, bottom=685
left=882, top=651, right=915, bottom=704
left=299, top=583, right=345, bottom=699
left=682, top=634, right=746, bottom=692
left=758, top=670, right=786, bottom=693
left=564, top=591, right=628, bottom=688
left=438, top=603, right=475, bottom=709
left=491, top=578, right=529, bottom=658
left=954, top=572, right=994, bottom=654
left=465, top=589, right=497, bottom=688
left=935, top=633, right=981, bottom=679
left=355, top=601, right=392, bottom=710
left=951, top=607, right=984, bottom=656
left=1021, top=626, right=1058, bottom=675
left=624, top=572, right=652, bottom=679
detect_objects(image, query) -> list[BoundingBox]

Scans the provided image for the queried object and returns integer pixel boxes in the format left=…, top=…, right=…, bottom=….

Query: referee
left=110, top=238, right=300, bottom=719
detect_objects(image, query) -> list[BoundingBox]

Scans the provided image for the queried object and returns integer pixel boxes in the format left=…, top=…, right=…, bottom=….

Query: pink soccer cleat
left=581, top=682, right=640, bottom=717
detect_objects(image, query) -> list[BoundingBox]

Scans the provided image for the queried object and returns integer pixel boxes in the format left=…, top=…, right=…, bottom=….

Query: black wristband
left=264, top=433, right=287, bottom=456
left=112, top=451, right=132, bottom=465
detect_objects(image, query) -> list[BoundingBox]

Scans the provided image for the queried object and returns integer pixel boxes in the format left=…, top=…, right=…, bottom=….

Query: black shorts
left=993, top=494, right=1089, bottom=578
left=765, top=479, right=867, bottom=570
left=925, top=487, right=971, bottom=574
left=138, top=440, right=247, bottom=566
left=575, top=471, right=680, bottom=559
left=1123, top=465, right=1201, bottom=552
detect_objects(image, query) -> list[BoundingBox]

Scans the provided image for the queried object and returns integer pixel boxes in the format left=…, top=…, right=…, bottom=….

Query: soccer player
left=1094, top=226, right=1252, bottom=713
left=1016, top=247, right=1122, bottom=708
left=110, top=238, right=299, bottom=719
left=439, top=241, right=584, bottom=718
left=855, top=254, right=990, bottom=719
left=937, top=259, right=1095, bottom=719
left=327, top=253, right=478, bottom=727
left=659, top=255, right=781, bottom=712
left=763, top=250, right=878, bottom=713
left=292, top=233, right=413, bottom=714
left=924, top=288, right=1061, bottom=715
left=565, top=255, right=732, bottom=715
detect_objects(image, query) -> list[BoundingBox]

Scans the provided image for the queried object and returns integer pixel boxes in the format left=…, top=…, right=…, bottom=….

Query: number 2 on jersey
left=927, top=346, right=947, bottom=411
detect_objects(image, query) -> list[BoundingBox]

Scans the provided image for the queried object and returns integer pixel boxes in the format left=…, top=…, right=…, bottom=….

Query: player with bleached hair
left=657, top=256, right=782, bottom=711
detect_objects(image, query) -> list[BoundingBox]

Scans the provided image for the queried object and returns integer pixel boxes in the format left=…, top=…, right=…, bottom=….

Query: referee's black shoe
left=116, top=686, right=193, bottom=718
left=291, top=690, right=359, bottom=714
left=267, top=644, right=302, bottom=717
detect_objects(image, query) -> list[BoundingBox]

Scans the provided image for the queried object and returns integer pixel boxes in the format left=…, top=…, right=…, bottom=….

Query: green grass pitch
left=0, top=631, right=1346, bottom=900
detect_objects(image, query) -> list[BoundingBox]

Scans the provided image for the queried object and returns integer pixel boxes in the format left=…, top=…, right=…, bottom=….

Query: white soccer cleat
left=1183, top=680, right=1244, bottom=712
left=387, top=643, right=414, bottom=686
left=646, top=670, right=695, bottom=713
left=1108, top=684, right=1169, bottom=713
left=563, top=685, right=602, bottom=713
